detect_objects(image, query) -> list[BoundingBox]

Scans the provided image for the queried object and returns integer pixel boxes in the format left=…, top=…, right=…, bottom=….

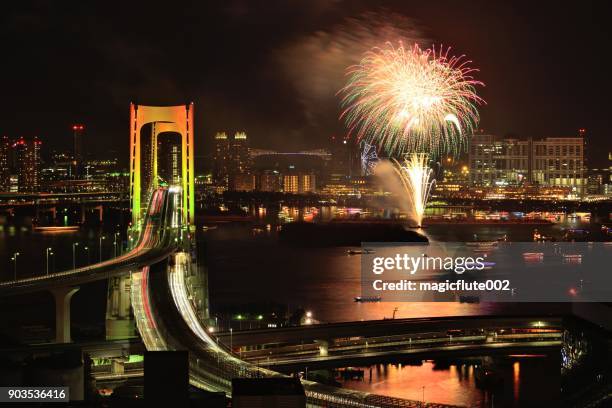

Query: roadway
left=215, top=315, right=563, bottom=347
left=239, top=330, right=562, bottom=370
left=0, top=188, right=179, bottom=296
left=131, top=250, right=472, bottom=407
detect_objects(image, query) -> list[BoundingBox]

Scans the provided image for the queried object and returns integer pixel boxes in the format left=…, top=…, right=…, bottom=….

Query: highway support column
left=50, top=286, right=80, bottom=343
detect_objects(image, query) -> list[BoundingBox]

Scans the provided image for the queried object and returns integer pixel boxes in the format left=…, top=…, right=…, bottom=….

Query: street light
left=72, top=242, right=79, bottom=269
left=84, top=246, right=90, bottom=265
left=46, top=247, right=52, bottom=275
left=11, top=252, right=20, bottom=280
left=230, top=327, right=233, bottom=354
left=422, top=386, right=425, bottom=407
left=99, top=235, right=106, bottom=262
left=114, top=232, right=120, bottom=257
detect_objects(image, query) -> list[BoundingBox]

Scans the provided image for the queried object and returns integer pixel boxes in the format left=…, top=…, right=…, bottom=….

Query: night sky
left=1, top=1, right=610, bottom=169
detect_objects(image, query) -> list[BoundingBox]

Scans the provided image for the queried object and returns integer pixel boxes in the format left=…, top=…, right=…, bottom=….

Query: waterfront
left=0, top=205, right=605, bottom=406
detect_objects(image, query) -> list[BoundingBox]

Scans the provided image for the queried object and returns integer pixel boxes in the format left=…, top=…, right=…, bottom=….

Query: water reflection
left=337, top=356, right=556, bottom=407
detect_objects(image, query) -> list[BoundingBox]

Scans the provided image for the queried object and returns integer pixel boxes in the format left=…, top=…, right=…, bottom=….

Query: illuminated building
left=213, top=132, right=230, bottom=188
left=0, top=136, right=9, bottom=191
left=13, top=136, right=42, bottom=192
left=229, top=132, right=251, bottom=190
left=283, top=174, right=298, bottom=193
left=157, top=133, right=182, bottom=186
left=328, top=135, right=354, bottom=183
left=469, top=132, right=586, bottom=195
left=233, top=173, right=256, bottom=191
left=213, top=131, right=252, bottom=191
left=282, top=173, right=316, bottom=194
left=469, top=134, right=530, bottom=186
left=586, top=173, right=604, bottom=195
left=72, top=124, right=85, bottom=177
left=257, top=170, right=281, bottom=192
left=531, top=136, right=585, bottom=195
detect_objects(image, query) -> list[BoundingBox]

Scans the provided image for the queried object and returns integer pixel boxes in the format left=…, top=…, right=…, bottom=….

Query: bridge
left=216, top=315, right=563, bottom=347
left=0, top=191, right=125, bottom=206
left=0, top=187, right=181, bottom=342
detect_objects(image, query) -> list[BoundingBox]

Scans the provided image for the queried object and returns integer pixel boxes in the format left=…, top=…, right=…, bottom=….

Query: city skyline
left=1, top=1, right=610, bottom=167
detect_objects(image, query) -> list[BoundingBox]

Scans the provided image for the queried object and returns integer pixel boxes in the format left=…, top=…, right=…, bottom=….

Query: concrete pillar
left=111, top=359, right=125, bottom=375
left=50, top=287, right=80, bottom=343
left=95, top=205, right=103, bottom=222
left=315, top=340, right=330, bottom=357
left=106, top=275, right=136, bottom=340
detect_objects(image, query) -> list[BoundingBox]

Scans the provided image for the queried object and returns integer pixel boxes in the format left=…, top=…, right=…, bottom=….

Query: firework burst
left=392, top=153, right=436, bottom=227
left=340, top=42, right=485, bottom=158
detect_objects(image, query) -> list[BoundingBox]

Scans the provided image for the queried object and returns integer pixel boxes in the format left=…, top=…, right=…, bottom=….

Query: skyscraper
left=213, top=132, right=230, bottom=188
left=157, top=133, right=182, bottom=186
left=213, top=131, right=252, bottom=190
left=13, top=136, right=42, bottom=192
left=0, top=136, right=10, bottom=191
left=72, top=124, right=85, bottom=177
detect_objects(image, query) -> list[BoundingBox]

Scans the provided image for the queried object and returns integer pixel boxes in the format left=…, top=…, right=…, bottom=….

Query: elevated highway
left=216, top=315, right=563, bottom=348
left=0, top=188, right=179, bottom=297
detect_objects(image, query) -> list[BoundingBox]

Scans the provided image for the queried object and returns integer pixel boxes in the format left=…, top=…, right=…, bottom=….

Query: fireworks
left=340, top=42, right=484, bottom=158
left=392, top=153, right=436, bottom=227
left=360, top=141, right=379, bottom=175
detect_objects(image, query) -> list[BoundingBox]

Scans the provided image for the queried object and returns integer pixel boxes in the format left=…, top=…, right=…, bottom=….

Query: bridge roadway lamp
left=113, top=232, right=120, bottom=257
left=11, top=252, right=20, bottom=280
left=99, top=236, right=106, bottom=262
left=230, top=328, right=233, bottom=353
left=46, top=247, right=53, bottom=275
left=72, top=242, right=79, bottom=269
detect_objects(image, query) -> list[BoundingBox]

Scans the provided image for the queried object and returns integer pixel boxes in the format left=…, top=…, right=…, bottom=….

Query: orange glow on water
left=339, top=361, right=483, bottom=406
left=513, top=361, right=520, bottom=401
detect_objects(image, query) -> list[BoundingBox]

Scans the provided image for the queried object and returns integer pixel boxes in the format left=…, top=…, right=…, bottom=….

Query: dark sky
left=1, top=1, right=610, bottom=169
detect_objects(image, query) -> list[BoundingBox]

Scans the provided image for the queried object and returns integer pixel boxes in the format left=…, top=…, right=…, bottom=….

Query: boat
left=523, top=252, right=544, bottom=263
left=475, top=366, right=503, bottom=388
left=354, top=296, right=382, bottom=302
left=33, top=225, right=79, bottom=233
left=562, top=254, right=582, bottom=264
left=347, top=248, right=375, bottom=255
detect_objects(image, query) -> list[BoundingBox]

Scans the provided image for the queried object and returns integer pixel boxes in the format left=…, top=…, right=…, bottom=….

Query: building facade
left=13, top=136, right=42, bottom=192
left=212, top=132, right=230, bottom=188
left=282, top=173, right=316, bottom=194
left=257, top=170, right=281, bottom=192
left=213, top=131, right=252, bottom=190
left=469, top=134, right=586, bottom=194
left=0, top=136, right=10, bottom=191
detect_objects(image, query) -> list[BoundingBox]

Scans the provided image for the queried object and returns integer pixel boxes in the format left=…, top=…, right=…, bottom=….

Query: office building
left=0, top=136, right=9, bottom=191
left=157, top=133, right=182, bottom=186
left=213, top=131, right=252, bottom=190
left=283, top=172, right=316, bottom=194
left=213, top=132, right=230, bottom=188
left=257, top=170, right=281, bottom=192
left=13, top=136, right=42, bottom=192
left=72, top=124, right=85, bottom=177
left=531, top=137, right=585, bottom=194
left=469, top=133, right=586, bottom=194
left=233, top=173, right=256, bottom=191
